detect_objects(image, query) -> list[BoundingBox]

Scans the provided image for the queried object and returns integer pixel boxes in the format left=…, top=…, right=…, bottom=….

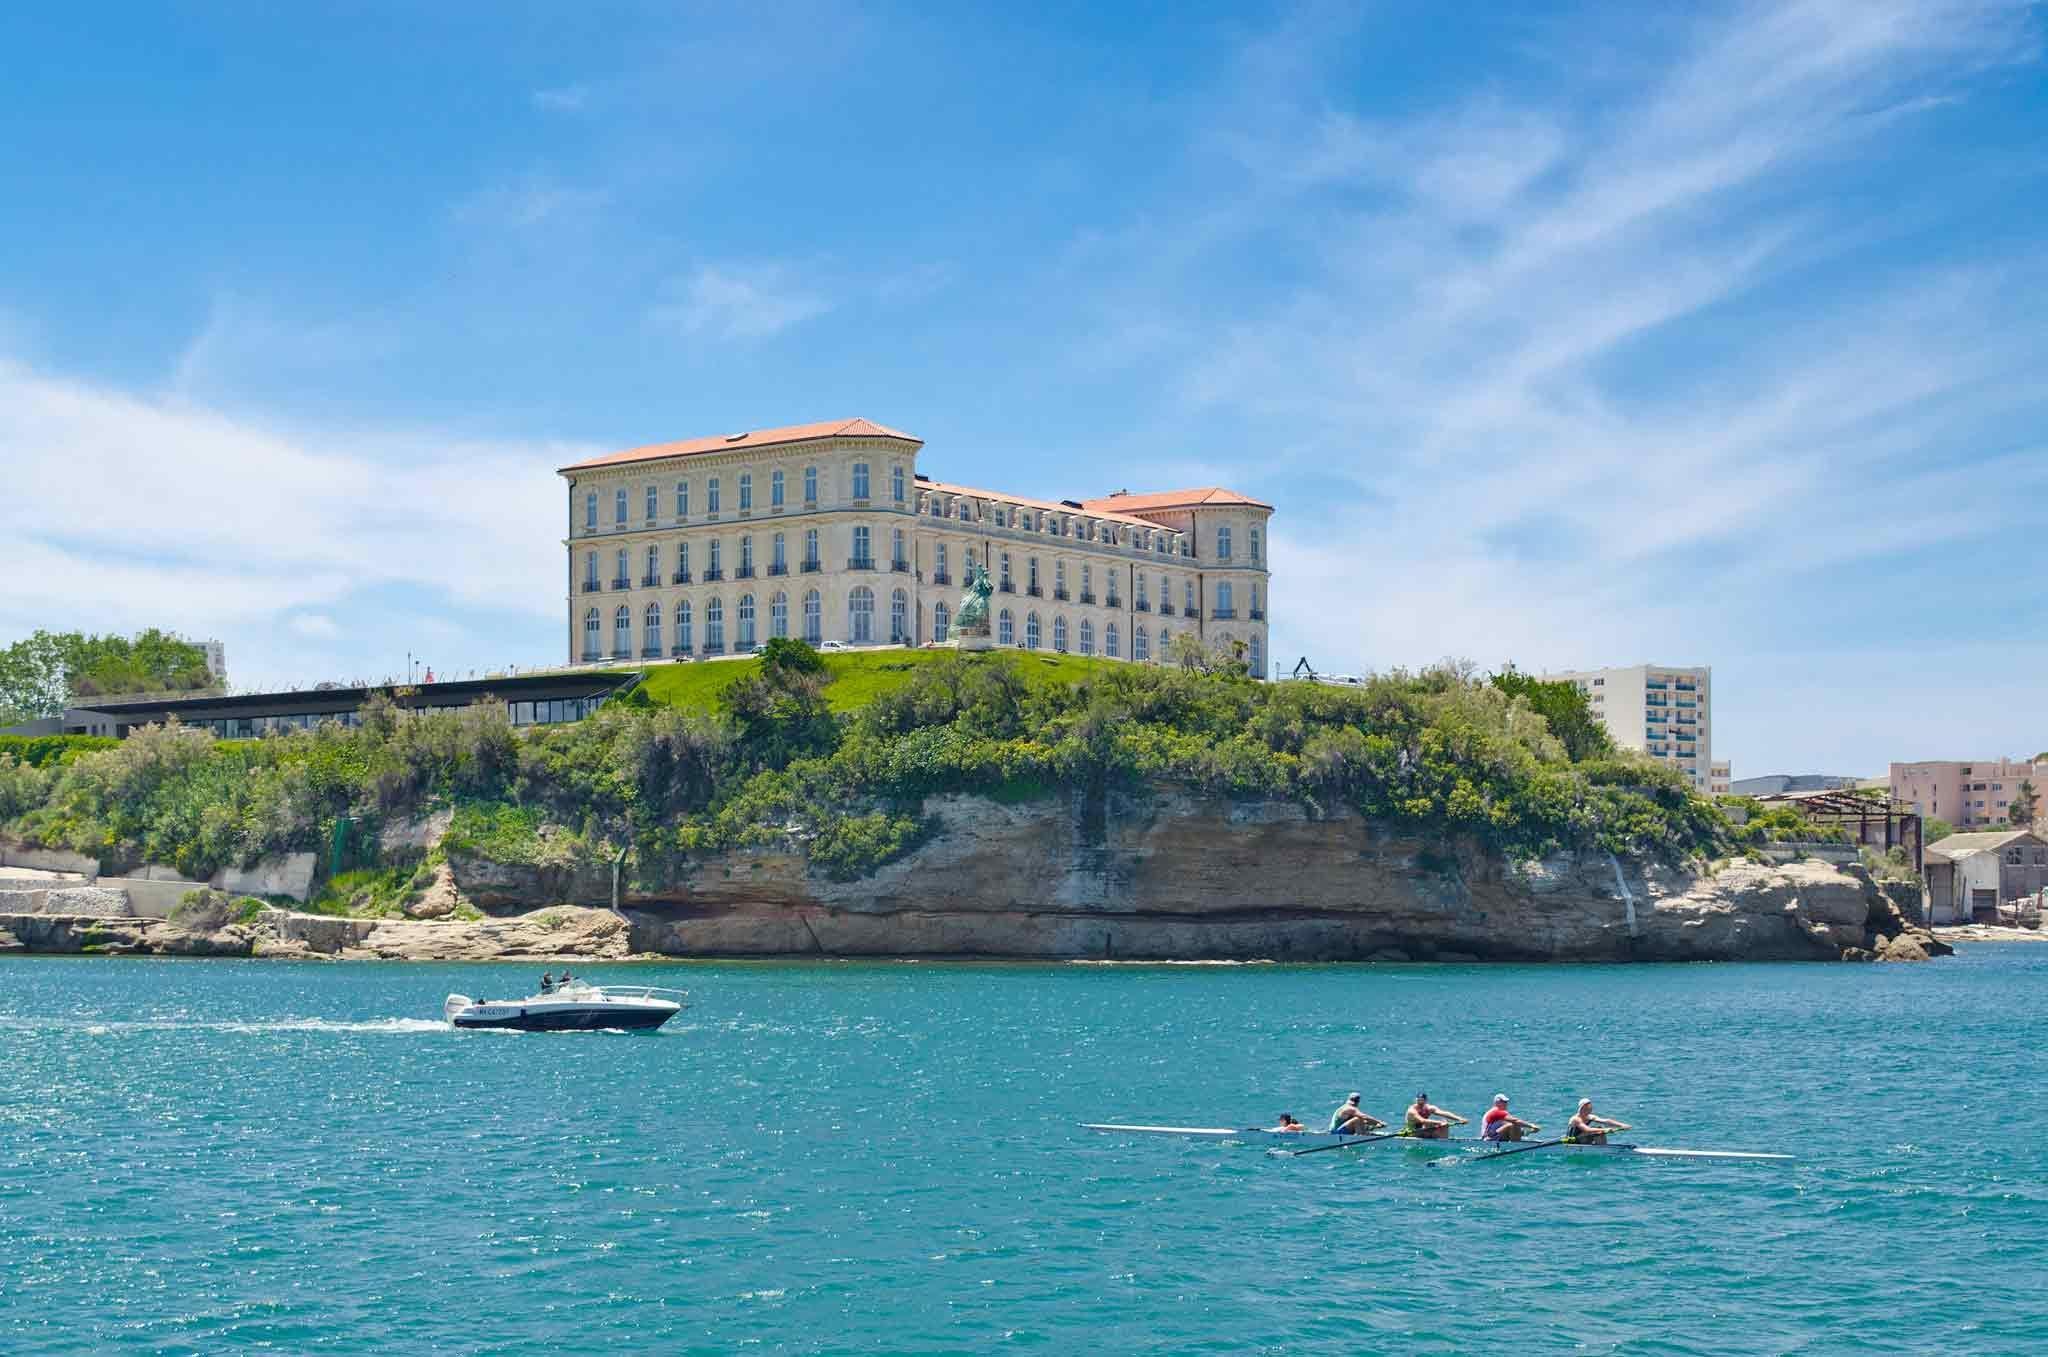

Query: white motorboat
left=442, top=980, right=686, bottom=1032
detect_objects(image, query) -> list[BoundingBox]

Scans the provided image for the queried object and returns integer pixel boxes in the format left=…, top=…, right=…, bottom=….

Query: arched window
left=1105, top=623, right=1119, bottom=659
left=614, top=488, right=627, bottom=524
left=770, top=592, right=789, bottom=638
left=705, top=597, right=725, bottom=651
left=804, top=466, right=818, bottom=504
left=584, top=492, right=596, bottom=531
left=891, top=465, right=905, bottom=502
left=890, top=588, right=908, bottom=644
left=582, top=607, right=600, bottom=658
left=852, top=462, right=870, bottom=500
left=891, top=527, right=905, bottom=569
left=1078, top=619, right=1093, bottom=656
left=645, top=483, right=657, bottom=521
left=1134, top=626, right=1149, bottom=662
left=933, top=602, right=950, bottom=643
left=771, top=470, right=785, bottom=508
left=676, top=599, right=693, bottom=651
left=1249, top=633, right=1263, bottom=678
left=1217, top=526, right=1233, bottom=560
left=804, top=528, right=819, bottom=568
left=675, top=480, right=688, bottom=517
left=1157, top=627, right=1170, bottom=655
left=998, top=608, right=1014, bottom=645
left=1053, top=616, right=1068, bottom=652
left=738, top=473, right=753, bottom=512
left=802, top=589, right=822, bottom=643
left=1250, top=526, right=1261, bottom=563
left=1025, top=612, right=1042, bottom=650
left=643, top=601, right=662, bottom=655
left=612, top=604, right=631, bottom=655
left=849, top=586, right=875, bottom=643
left=707, top=477, right=721, bottom=513
left=737, top=594, right=756, bottom=649
left=1216, top=582, right=1233, bottom=617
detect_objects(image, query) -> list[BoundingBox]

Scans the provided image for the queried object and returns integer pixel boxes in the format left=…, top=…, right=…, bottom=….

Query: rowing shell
left=1082, top=1124, right=1792, bottom=1162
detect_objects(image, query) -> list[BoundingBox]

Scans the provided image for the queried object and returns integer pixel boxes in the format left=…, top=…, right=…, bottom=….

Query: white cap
left=1493, top=1093, right=1509, bottom=1104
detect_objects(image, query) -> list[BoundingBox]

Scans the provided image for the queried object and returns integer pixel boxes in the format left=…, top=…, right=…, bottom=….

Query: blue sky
left=4, top=1, right=2045, bottom=776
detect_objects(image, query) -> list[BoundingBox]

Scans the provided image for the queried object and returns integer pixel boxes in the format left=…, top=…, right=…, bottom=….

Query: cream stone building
left=558, top=419, right=1273, bottom=675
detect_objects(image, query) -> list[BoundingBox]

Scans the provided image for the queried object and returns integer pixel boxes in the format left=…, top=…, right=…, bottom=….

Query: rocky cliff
left=0, top=793, right=1948, bottom=963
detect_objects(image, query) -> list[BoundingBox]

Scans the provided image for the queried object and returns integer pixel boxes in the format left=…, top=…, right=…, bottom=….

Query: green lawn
left=626, top=647, right=1115, bottom=714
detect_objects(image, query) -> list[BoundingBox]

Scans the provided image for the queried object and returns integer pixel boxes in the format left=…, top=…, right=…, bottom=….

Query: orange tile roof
left=560, top=418, right=920, bottom=473
left=1080, top=487, right=1272, bottom=513
left=919, top=479, right=1169, bottom=532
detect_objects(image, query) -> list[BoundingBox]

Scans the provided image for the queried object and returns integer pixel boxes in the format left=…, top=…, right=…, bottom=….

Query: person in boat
left=1564, top=1098, right=1631, bottom=1145
left=1479, top=1094, right=1540, bottom=1143
left=1270, top=1114, right=1309, bottom=1133
left=540, top=971, right=555, bottom=994
left=1403, top=1092, right=1468, bottom=1140
left=1327, top=1093, right=1386, bottom=1136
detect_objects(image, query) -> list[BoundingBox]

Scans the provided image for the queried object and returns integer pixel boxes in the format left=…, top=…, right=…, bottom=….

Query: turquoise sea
left=4, top=948, right=2045, bottom=1354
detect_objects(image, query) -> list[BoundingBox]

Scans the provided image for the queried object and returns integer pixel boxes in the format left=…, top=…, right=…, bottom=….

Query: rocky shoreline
left=0, top=793, right=1952, bottom=964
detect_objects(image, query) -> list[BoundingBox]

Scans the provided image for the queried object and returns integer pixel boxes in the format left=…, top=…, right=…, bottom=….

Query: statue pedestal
left=953, top=633, right=995, bottom=652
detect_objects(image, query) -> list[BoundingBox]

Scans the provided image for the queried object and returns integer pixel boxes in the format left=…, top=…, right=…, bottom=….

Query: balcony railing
left=931, top=572, right=951, bottom=586
left=611, top=578, right=631, bottom=590
left=580, top=650, right=599, bottom=663
left=1212, top=608, right=1235, bottom=620
left=1106, top=596, right=1120, bottom=609
left=1248, top=609, right=1265, bottom=620
left=641, top=646, right=662, bottom=658
left=1646, top=681, right=1668, bottom=690
left=640, top=575, right=660, bottom=588
left=847, top=557, right=875, bottom=571
left=891, top=559, right=911, bottom=572
left=735, top=566, right=755, bottom=579
left=702, top=569, right=724, bottom=582
left=672, top=570, right=691, bottom=584
left=702, top=642, right=725, bottom=656
left=1135, top=600, right=1151, bottom=612
left=801, top=559, right=822, bottom=573
left=1027, top=585, right=1043, bottom=598
left=999, top=581, right=1014, bottom=594
left=671, top=644, right=692, bottom=656
left=1078, top=592, right=1094, bottom=605
left=610, top=646, right=630, bottom=659
left=768, top=562, right=789, bottom=576
left=1675, top=683, right=1696, bottom=691
left=1157, top=604, right=1174, bottom=617
left=582, top=579, right=602, bottom=593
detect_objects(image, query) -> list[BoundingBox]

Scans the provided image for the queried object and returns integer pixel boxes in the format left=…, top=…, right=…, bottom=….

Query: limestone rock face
left=254, top=905, right=629, bottom=961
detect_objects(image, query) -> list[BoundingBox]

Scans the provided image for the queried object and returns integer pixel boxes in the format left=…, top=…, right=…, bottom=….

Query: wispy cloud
left=531, top=84, right=589, bottom=113
left=648, top=263, right=831, bottom=342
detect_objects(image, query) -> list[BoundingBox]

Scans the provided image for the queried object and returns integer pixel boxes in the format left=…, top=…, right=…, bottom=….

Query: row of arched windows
left=580, top=587, right=912, bottom=657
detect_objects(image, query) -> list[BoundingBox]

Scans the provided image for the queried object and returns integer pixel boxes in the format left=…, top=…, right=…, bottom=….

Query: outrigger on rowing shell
left=443, top=976, right=686, bottom=1032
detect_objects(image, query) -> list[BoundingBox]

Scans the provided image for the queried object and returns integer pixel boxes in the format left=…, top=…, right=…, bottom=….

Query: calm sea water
left=3, top=949, right=2045, bottom=1354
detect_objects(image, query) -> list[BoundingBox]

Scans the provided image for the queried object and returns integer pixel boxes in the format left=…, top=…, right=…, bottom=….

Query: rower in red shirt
left=1479, top=1093, right=1541, bottom=1143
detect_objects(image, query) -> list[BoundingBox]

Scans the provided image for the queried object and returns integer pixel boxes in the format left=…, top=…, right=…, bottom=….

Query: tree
left=1923, top=817, right=1955, bottom=845
left=2011, top=780, right=2039, bottom=827
left=720, top=641, right=839, bottom=771
left=1489, top=665, right=1616, bottom=763
left=0, top=629, right=213, bottom=722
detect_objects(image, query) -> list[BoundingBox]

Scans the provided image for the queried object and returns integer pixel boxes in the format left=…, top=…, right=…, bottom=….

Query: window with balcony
left=891, top=527, right=907, bottom=570
left=802, top=589, right=822, bottom=643
left=707, top=477, right=721, bottom=514
left=852, top=463, right=870, bottom=501
left=675, top=541, right=690, bottom=582
left=771, top=469, right=784, bottom=508
left=1184, top=581, right=1195, bottom=615
left=1028, top=557, right=1041, bottom=596
left=643, top=545, right=660, bottom=587
left=1136, top=573, right=1148, bottom=610
left=771, top=533, right=787, bottom=574
left=770, top=591, right=789, bottom=639
left=849, top=586, right=875, bottom=643
left=584, top=552, right=599, bottom=591
left=1249, top=584, right=1262, bottom=620
left=803, top=528, right=820, bottom=570
left=614, top=549, right=630, bottom=589
left=851, top=526, right=873, bottom=569
left=1000, top=553, right=1013, bottom=591
left=706, top=539, right=723, bottom=581
left=738, top=536, right=755, bottom=578
left=1214, top=582, right=1234, bottom=619
left=934, top=542, right=949, bottom=585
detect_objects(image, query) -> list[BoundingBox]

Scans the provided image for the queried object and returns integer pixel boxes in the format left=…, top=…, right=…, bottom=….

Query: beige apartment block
left=557, top=419, right=1272, bottom=675
left=1543, top=663, right=1714, bottom=793
left=1710, top=760, right=1730, bottom=795
left=1890, top=758, right=2048, bottom=831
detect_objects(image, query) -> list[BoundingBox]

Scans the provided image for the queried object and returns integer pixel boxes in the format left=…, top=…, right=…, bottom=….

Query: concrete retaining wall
left=213, top=853, right=316, bottom=903
left=0, top=845, right=100, bottom=878
left=100, top=876, right=211, bottom=919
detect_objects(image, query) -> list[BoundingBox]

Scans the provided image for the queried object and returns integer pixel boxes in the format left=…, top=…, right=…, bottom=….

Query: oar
left=1288, top=1131, right=1403, bottom=1156
left=1469, top=1136, right=1569, bottom=1161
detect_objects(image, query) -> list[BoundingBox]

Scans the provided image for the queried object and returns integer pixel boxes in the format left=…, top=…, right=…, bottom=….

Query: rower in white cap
left=1478, top=1093, right=1541, bottom=1143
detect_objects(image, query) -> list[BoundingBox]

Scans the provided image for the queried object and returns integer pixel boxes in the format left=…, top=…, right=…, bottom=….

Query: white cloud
left=288, top=613, right=340, bottom=640
left=648, top=264, right=830, bottom=342
left=532, top=84, right=589, bottom=113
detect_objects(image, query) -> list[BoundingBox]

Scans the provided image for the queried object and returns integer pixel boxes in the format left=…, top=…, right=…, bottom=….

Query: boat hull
left=450, top=1003, right=677, bottom=1032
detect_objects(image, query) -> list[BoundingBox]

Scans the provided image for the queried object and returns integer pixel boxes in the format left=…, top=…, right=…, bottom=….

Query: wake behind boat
left=443, top=979, right=686, bottom=1032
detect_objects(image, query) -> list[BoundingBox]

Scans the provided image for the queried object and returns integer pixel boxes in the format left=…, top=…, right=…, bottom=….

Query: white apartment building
left=1545, top=663, right=1714, bottom=792
left=557, top=419, right=1273, bottom=674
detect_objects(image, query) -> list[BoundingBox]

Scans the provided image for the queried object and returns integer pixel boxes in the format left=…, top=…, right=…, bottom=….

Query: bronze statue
left=954, top=560, right=993, bottom=638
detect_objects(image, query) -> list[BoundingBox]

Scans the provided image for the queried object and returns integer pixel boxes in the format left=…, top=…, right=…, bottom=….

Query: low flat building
left=1891, top=758, right=2048, bottom=831
left=1729, top=773, right=1864, bottom=797
left=1544, top=662, right=1714, bottom=793
left=1924, top=830, right=2048, bottom=923
left=48, top=671, right=638, bottom=740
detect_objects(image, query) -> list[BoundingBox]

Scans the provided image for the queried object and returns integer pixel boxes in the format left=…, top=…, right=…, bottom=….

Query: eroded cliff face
left=553, top=791, right=1924, bottom=963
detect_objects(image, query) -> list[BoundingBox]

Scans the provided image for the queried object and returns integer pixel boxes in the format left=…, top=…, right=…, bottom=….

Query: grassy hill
left=625, top=647, right=1113, bottom=714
